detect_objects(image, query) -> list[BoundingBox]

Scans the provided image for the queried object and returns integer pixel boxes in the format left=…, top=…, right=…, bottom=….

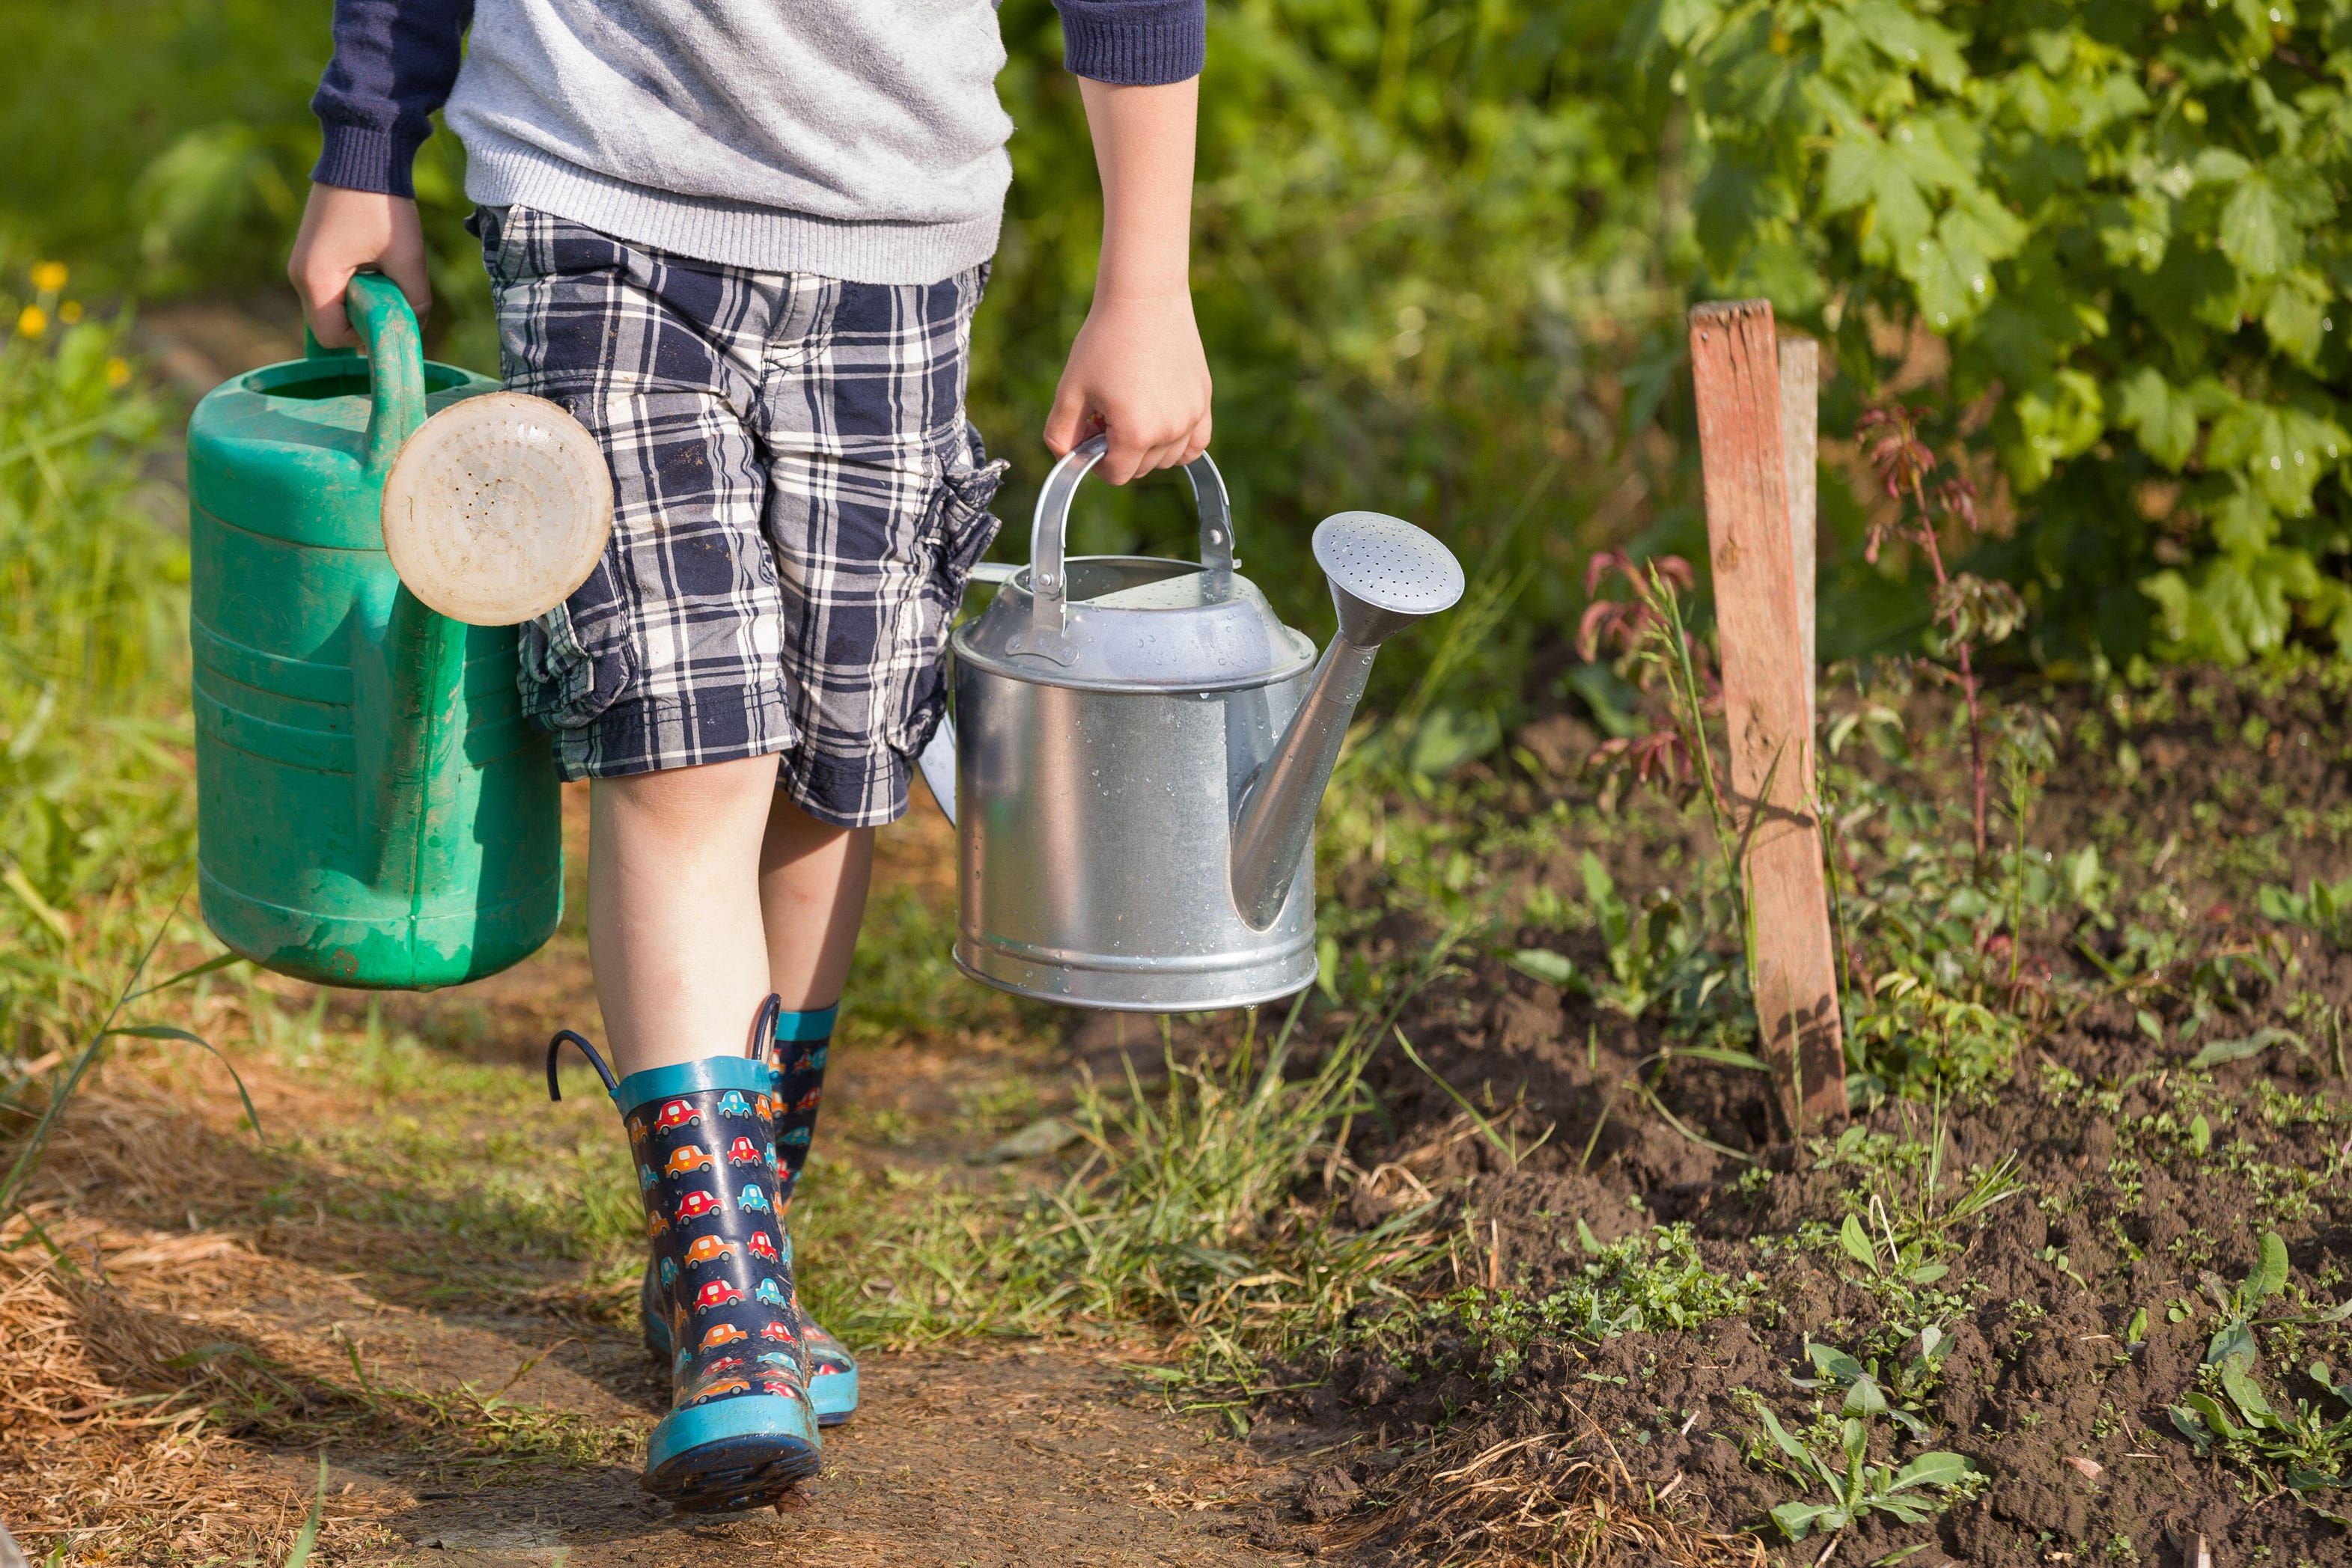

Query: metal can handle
left=1028, top=435, right=1234, bottom=634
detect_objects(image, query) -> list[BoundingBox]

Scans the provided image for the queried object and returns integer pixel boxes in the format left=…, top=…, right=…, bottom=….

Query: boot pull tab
left=546, top=1029, right=617, bottom=1101
left=748, top=994, right=784, bottom=1066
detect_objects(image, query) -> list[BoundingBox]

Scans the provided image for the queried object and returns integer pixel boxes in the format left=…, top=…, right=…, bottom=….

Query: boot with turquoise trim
left=551, top=1010, right=819, bottom=1511
left=641, top=1001, right=859, bottom=1424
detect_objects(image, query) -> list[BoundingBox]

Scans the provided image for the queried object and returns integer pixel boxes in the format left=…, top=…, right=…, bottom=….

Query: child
left=287, top=0, right=1211, bottom=1513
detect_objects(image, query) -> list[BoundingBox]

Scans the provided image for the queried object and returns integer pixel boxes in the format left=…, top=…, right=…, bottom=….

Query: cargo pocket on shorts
left=517, top=575, right=639, bottom=735
left=887, top=430, right=1007, bottom=756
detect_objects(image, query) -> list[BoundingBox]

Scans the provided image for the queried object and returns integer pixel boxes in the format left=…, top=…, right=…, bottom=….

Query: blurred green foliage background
left=5, top=0, right=2352, bottom=783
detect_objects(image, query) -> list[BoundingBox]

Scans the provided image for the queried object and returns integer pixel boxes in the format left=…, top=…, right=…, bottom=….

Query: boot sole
left=642, top=1394, right=823, bottom=1512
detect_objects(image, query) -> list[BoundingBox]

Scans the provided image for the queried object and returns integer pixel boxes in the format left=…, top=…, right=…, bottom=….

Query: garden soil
left=1264, top=668, right=2352, bottom=1567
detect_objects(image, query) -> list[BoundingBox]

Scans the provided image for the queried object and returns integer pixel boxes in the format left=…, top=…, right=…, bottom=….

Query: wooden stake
left=1777, top=335, right=1819, bottom=733
left=1688, top=302, right=1847, bottom=1129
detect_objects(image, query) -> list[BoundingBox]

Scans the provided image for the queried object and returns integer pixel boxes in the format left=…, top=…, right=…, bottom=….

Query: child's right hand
left=286, top=183, right=433, bottom=349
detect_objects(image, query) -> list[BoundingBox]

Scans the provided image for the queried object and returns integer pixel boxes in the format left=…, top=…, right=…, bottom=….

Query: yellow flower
left=15, top=305, right=46, bottom=338
left=28, top=260, right=67, bottom=294
left=105, top=357, right=131, bottom=388
left=58, top=300, right=82, bottom=324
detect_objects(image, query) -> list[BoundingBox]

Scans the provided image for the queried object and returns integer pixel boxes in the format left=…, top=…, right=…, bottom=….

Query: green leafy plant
left=2171, top=1355, right=2352, bottom=1493
left=2200, top=1229, right=2293, bottom=1372
left=1640, top=0, right=2352, bottom=665
left=1750, top=1397, right=1979, bottom=1542
left=2259, top=876, right=2352, bottom=951
left=1508, top=851, right=1733, bottom=1022
left=1454, top=1221, right=1765, bottom=1380
left=1790, top=1328, right=1955, bottom=1442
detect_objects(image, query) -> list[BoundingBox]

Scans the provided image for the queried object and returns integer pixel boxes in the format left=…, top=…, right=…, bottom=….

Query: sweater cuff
left=1060, top=0, right=1206, bottom=85
left=312, top=122, right=423, bottom=199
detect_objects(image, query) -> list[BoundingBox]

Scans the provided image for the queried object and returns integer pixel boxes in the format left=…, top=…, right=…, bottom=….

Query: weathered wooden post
left=1688, top=301, right=1847, bottom=1129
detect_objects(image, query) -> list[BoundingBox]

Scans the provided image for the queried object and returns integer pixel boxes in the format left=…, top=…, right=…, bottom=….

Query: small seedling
left=1751, top=1398, right=1978, bottom=1541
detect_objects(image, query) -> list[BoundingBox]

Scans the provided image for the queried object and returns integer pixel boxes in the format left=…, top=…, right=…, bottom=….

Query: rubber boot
left=642, top=1001, right=858, bottom=1424
left=551, top=1016, right=819, bottom=1511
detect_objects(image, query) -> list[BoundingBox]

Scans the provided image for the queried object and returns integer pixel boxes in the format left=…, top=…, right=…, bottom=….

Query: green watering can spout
left=341, top=275, right=469, bottom=903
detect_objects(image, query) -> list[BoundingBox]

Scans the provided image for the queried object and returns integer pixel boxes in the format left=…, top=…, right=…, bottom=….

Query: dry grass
left=0, top=1060, right=642, bottom=1566
left=1320, top=1415, right=1768, bottom=1568
left=0, top=1212, right=387, bottom=1564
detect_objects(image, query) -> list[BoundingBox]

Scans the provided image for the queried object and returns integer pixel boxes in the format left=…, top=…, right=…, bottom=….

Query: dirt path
left=6, top=788, right=1320, bottom=1565
left=277, top=1350, right=1294, bottom=1567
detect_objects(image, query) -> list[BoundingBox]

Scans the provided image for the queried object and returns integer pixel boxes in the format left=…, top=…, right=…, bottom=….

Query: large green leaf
left=2115, top=367, right=2199, bottom=471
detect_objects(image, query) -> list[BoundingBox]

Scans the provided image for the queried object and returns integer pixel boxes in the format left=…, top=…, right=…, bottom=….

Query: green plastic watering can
left=189, top=274, right=564, bottom=989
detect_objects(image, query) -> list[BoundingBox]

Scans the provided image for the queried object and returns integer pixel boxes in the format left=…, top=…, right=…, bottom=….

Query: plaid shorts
left=476, top=204, right=1005, bottom=826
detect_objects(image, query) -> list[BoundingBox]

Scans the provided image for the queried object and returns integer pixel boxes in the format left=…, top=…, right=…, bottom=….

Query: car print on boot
left=716, top=1090, right=756, bottom=1119
left=754, top=1092, right=776, bottom=1121
left=675, top=1189, right=721, bottom=1221
left=756, top=1377, right=803, bottom=1400
left=684, top=1235, right=739, bottom=1269
left=759, top=1321, right=796, bottom=1343
left=736, top=1183, right=773, bottom=1213
left=694, top=1279, right=745, bottom=1313
left=779, top=1126, right=811, bottom=1149
left=702, top=1356, right=746, bottom=1377
left=689, top=1378, right=752, bottom=1406
left=755, top=1278, right=787, bottom=1308
left=664, top=1144, right=713, bottom=1177
left=725, top=1135, right=764, bottom=1166
left=625, top=1112, right=649, bottom=1144
left=755, top=1351, right=796, bottom=1369
left=698, top=1321, right=749, bottom=1352
left=638, top=1164, right=658, bottom=1192
left=746, top=1231, right=780, bottom=1262
left=659, top=1255, right=680, bottom=1287
left=654, top=1099, right=701, bottom=1131
left=791, top=1088, right=822, bottom=1113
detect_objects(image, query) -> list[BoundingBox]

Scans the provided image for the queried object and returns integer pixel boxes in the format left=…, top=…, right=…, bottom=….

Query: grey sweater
left=312, top=0, right=1207, bottom=284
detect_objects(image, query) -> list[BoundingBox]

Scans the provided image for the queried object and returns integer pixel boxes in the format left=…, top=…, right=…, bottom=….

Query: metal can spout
left=1228, top=511, right=1465, bottom=930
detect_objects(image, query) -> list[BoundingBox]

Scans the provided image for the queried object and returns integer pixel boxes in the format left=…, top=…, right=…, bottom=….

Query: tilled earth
left=1270, top=665, right=2352, bottom=1566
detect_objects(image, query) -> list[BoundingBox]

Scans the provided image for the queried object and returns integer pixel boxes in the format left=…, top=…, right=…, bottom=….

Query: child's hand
left=287, top=183, right=433, bottom=349
left=1046, top=290, right=1213, bottom=486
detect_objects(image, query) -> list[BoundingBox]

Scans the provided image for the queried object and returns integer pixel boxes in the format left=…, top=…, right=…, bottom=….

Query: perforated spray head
left=1312, top=511, right=1466, bottom=647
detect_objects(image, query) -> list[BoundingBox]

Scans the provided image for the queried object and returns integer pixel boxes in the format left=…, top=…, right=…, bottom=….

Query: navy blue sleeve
left=1054, top=0, right=1206, bottom=85
left=308, top=0, right=475, bottom=198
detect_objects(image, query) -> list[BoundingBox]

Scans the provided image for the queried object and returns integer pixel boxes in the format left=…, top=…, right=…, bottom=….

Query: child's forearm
left=1079, top=77, right=1198, bottom=302
left=1045, top=76, right=1212, bottom=481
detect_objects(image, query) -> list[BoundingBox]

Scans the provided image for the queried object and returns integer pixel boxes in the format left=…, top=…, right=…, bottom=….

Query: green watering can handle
left=332, top=272, right=466, bottom=918
left=342, top=272, right=430, bottom=475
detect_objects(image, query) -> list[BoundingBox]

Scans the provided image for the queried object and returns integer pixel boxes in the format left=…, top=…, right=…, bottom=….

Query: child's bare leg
left=588, top=753, right=783, bottom=1079
left=758, top=796, right=874, bottom=1009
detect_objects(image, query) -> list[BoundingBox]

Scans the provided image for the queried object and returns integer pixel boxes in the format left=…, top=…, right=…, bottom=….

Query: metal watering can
left=189, top=274, right=610, bottom=988
left=938, top=435, right=1464, bottom=1011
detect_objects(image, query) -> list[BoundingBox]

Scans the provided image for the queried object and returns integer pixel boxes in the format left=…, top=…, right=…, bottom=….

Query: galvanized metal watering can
left=939, top=435, right=1464, bottom=1011
left=189, top=274, right=610, bottom=988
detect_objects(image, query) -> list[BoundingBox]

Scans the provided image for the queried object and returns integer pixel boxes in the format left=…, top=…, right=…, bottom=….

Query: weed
left=2258, top=876, right=2352, bottom=952
left=1748, top=1392, right=1981, bottom=1543
left=1791, top=1330, right=1955, bottom=1443
left=1507, top=850, right=1739, bottom=1026
left=2172, top=1358, right=2352, bottom=1494
left=1451, top=1222, right=1764, bottom=1381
